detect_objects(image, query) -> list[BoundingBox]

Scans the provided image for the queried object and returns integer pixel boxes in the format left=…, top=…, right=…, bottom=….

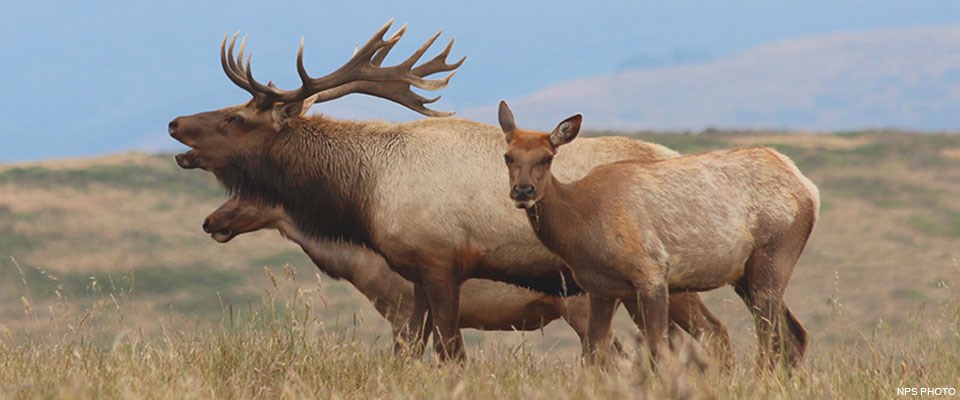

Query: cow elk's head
left=168, top=19, right=464, bottom=173
left=203, top=196, right=284, bottom=243
left=498, top=101, right=581, bottom=209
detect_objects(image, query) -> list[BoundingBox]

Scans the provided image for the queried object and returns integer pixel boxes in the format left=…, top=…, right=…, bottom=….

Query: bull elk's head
left=499, top=101, right=581, bottom=209
left=168, top=19, right=464, bottom=172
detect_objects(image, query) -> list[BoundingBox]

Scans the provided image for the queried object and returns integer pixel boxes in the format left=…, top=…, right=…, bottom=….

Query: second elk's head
left=498, top=101, right=582, bottom=209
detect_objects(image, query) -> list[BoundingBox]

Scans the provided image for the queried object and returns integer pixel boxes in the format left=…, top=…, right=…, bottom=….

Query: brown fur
left=499, top=101, right=817, bottom=368
left=168, top=33, right=733, bottom=362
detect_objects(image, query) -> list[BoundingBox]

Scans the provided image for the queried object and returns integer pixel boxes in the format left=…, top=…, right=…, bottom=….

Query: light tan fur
left=499, top=101, right=817, bottom=369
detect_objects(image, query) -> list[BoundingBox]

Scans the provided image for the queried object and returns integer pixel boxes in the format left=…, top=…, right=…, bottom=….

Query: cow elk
left=169, top=20, right=731, bottom=362
left=498, top=101, right=816, bottom=369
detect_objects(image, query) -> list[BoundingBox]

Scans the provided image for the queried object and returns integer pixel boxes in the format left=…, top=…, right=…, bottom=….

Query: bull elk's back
left=367, top=118, right=680, bottom=287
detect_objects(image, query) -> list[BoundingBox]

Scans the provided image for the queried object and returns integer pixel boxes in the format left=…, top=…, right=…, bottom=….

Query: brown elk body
left=169, top=21, right=731, bottom=362
left=498, top=101, right=817, bottom=368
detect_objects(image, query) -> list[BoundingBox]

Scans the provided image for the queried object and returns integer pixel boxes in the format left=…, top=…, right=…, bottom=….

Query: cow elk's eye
left=503, top=154, right=513, bottom=165
left=542, top=156, right=554, bottom=166
left=226, top=115, right=245, bottom=125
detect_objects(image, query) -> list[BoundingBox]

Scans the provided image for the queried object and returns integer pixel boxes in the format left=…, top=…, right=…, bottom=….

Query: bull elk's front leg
left=421, top=270, right=466, bottom=362
left=395, top=283, right=432, bottom=357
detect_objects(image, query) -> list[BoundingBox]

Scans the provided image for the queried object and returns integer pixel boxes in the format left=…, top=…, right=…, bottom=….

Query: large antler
left=220, top=19, right=465, bottom=117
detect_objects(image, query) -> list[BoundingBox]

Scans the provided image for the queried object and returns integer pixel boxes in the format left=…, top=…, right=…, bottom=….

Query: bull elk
left=169, top=20, right=731, bottom=362
left=498, top=101, right=816, bottom=369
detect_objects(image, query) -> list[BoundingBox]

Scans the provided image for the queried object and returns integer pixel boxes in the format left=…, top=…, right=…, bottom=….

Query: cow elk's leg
left=738, top=217, right=811, bottom=371
left=667, top=292, right=735, bottom=370
left=627, top=283, right=669, bottom=366
left=584, top=293, right=619, bottom=365
left=780, top=303, right=808, bottom=368
left=562, top=295, right=626, bottom=355
left=736, top=248, right=792, bottom=371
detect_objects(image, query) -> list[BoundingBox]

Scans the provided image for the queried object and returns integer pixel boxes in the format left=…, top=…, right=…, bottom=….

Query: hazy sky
left=1, top=0, right=958, bottom=161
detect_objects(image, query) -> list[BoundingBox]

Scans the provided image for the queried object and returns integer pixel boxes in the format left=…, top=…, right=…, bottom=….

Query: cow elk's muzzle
left=202, top=216, right=235, bottom=243
left=511, top=184, right=536, bottom=208
left=512, top=184, right=535, bottom=200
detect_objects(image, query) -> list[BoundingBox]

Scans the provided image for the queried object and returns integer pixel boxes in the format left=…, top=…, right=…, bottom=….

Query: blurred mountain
left=462, top=26, right=960, bottom=132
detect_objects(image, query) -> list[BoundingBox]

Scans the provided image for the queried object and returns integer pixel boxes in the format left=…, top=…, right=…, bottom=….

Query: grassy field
left=1, top=130, right=959, bottom=398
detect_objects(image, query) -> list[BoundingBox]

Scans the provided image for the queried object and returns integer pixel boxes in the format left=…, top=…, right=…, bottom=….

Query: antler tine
left=221, top=32, right=257, bottom=96
left=371, top=24, right=406, bottom=66
left=346, top=20, right=401, bottom=70
left=236, top=35, right=248, bottom=75
left=217, top=19, right=461, bottom=116
left=296, top=37, right=310, bottom=85
left=398, top=30, right=441, bottom=68
left=283, top=19, right=401, bottom=101
left=244, top=54, right=281, bottom=100
left=404, top=37, right=465, bottom=91
left=412, top=37, right=466, bottom=77
left=311, top=80, right=454, bottom=117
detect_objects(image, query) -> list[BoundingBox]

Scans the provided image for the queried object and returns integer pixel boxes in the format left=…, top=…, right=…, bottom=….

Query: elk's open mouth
left=211, top=228, right=234, bottom=243
left=175, top=151, right=200, bottom=169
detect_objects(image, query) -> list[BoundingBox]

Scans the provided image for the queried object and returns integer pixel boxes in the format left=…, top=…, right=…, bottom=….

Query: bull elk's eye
left=226, top=115, right=245, bottom=125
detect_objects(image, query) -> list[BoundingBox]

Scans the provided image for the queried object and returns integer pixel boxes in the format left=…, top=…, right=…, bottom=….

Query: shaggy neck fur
left=223, top=116, right=406, bottom=246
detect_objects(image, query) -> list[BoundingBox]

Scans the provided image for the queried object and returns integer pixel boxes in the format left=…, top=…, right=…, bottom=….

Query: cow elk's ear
left=498, top=100, right=517, bottom=143
left=549, top=113, right=582, bottom=148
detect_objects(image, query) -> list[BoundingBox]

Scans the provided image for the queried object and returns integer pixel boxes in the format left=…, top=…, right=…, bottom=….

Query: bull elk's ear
left=276, top=93, right=321, bottom=121
left=549, top=113, right=582, bottom=148
left=498, top=100, right=517, bottom=143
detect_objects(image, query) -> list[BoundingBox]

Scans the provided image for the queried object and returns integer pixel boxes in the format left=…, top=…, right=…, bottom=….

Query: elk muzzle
left=511, top=184, right=537, bottom=208
left=174, top=150, right=200, bottom=169
left=202, top=216, right=236, bottom=243
left=168, top=117, right=187, bottom=143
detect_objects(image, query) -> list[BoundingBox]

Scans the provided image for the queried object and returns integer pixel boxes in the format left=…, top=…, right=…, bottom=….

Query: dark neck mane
left=223, top=117, right=405, bottom=246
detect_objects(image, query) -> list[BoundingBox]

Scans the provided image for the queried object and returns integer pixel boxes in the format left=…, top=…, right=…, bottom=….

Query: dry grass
left=1, top=266, right=958, bottom=400
left=1, top=132, right=960, bottom=398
